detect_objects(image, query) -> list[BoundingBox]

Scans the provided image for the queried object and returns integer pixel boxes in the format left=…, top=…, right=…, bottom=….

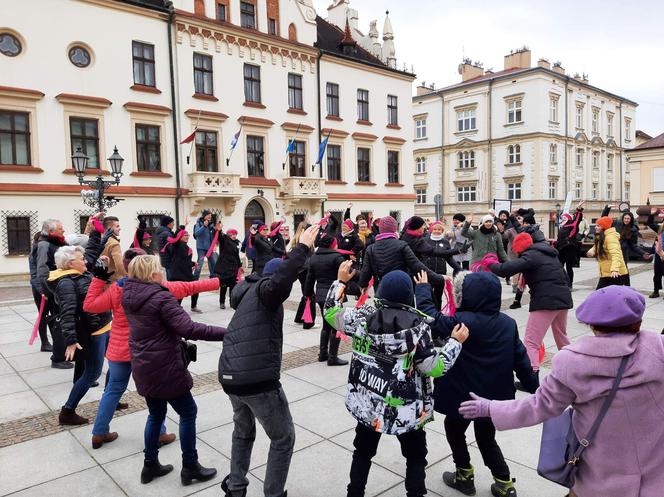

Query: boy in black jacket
left=414, top=270, right=537, bottom=497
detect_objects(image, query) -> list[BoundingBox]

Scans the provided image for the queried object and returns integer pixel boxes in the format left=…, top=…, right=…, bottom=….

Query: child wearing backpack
left=325, top=261, right=469, bottom=497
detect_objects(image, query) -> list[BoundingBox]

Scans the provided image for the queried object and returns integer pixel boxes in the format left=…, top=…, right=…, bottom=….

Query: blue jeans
left=92, top=360, right=167, bottom=436
left=64, top=333, right=108, bottom=409
left=145, top=392, right=198, bottom=464
left=193, top=249, right=218, bottom=280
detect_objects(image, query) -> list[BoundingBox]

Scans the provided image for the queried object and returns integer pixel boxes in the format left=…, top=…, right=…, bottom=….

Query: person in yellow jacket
left=587, top=216, right=629, bottom=289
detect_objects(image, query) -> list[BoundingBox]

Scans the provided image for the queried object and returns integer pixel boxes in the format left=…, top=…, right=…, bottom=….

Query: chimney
left=458, top=59, right=484, bottom=82
left=504, top=47, right=531, bottom=70
left=573, top=73, right=582, bottom=82
left=581, top=73, right=589, bottom=84
left=552, top=61, right=565, bottom=75
left=537, top=58, right=550, bottom=69
left=416, top=84, right=432, bottom=96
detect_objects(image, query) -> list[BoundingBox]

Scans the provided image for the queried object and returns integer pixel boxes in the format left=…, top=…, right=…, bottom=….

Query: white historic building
left=412, top=48, right=637, bottom=234
left=0, top=0, right=414, bottom=278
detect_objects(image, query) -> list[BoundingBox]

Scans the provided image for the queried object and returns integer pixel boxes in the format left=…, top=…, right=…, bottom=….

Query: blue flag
left=316, top=137, right=329, bottom=165
left=230, top=129, right=241, bottom=151
left=286, top=139, right=296, bottom=153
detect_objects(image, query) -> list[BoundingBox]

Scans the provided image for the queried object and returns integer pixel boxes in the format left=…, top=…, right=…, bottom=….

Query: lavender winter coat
left=122, top=278, right=225, bottom=399
left=489, top=331, right=664, bottom=497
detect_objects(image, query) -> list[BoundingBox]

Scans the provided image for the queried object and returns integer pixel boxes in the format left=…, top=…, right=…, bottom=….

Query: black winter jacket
left=213, top=234, right=242, bottom=284
left=218, top=243, right=310, bottom=394
left=252, top=234, right=274, bottom=275
left=304, top=247, right=345, bottom=305
left=420, top=237, right=461, bottom=276
left=155, top=226, right=175, bottom=269
left=602, top=205, right=647, bottom=261
left=401, top=232, right=451, bottom=260
left=359, top=237, right=444, bottom=288
left=337, top=231, right=364, bottom=258
left=270, top=233, right=288, bottom=258
left=35, top=234, right=67, bottom=294
left=489, top=242, right=573, bottom=312
left=167, top=241, right=195, bottom=282
left=415, top=274, right=537, bottom=418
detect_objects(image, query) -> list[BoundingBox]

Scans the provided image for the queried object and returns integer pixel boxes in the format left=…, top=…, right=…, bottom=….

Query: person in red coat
left=122, top=255, right=226, bottom=486
left=84, top=248, right=220, bottom=450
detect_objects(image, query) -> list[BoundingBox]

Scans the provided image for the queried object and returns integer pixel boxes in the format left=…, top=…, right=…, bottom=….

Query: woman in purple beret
left=457, top=285, right=664, bottom=497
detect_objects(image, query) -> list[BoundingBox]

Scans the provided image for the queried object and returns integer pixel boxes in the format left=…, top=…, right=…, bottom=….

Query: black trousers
left=596, top=274, right=630, bottom=290
left=558, top=246, right=576, bottom=287
left=43, top=294, right=66, bottom=363
left=444, top=416, right=510, bottom=481
left=219, top=280, right=236, bottom=305
left=432, top=282, right=444, bottom=310
left=31, top=286, right=51, bottom=347
left=461, top=260, right=470, bottom=271
left=348, top=423, right=428, bottom=497
left=177, top=294, right=199, bottom=308
left=654, top=256, right=664, bottom=292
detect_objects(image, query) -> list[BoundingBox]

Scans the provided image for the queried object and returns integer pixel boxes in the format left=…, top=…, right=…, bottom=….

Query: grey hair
left=41, top=219, right=62, bottom=236
left=453, top=271, right=470, bottom=309
left=54, top=245, right=85, bottom=270
left=65, top=233, right=89, bottom=248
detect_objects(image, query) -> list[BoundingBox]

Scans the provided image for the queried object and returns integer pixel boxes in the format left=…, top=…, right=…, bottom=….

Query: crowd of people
left=25, top=200, right=664, bottom=497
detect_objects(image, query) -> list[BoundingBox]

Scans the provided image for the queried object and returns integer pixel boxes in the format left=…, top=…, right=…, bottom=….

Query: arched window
left=549, top=143, right=557, bottom=164
left=457, top=150, right=475, bottom=168
left=508, top=144, right=521, bottom=164
left=288, top=23, right=297, bottom=42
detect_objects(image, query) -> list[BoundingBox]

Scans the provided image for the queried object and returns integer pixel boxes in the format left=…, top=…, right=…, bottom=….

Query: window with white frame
left=575, top=148, right=583, bottom=167
left=458, top=150, right=475, bottom=168
left=575, top=181, right=582, bottom=199
left=575, top=105, right=584, bottom=129
left=592, top=109, right=599, bottom=133
left=416, top=156, right=426, bottom=173
left=416, top=188, right=427, bottom=204
left=415, top=118, right=427, bottom=139
left=592, top=182, right=598, bottom=200
left=507, top=99, right=522, bottom=124
left=607, top=183, right=612, bottom=199
left=607, top=154, right=613, bottom=171
left=457, top=185, right=477, bottom=202
left=549, top=180, right=557, bottom=199
left=607, top=113, right=614, bottom=137
left=592, top=151, right=599, bottom=169
left=549, top=96, right=559, bottom=122
left=549, top=143, right=557, bottom=164
left=625, top=183, right=630, bottom=200
left=624, top=118, right=631, bottom=141
left=507, top=182, right=522, bottom=200
left=456, top=108, right=476, bottom=132
left=507, top=144, right=521, bottom=164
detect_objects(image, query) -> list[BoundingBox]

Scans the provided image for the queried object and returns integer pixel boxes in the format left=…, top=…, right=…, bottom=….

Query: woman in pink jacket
left=83, top=248, right=220, bottom=450
left=458, top=285, right=664, bottom=497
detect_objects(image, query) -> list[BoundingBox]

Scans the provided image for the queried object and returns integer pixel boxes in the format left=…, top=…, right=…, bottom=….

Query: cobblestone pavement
left=0, top=260, right=661, bottom=497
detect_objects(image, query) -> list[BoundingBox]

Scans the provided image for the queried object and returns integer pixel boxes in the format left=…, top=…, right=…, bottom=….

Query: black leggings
left=177, top=294, right=199, bottom=308
left=596, top=274, right=630, bottom=289
left=558, top=246, right=576, bottom=286
left=348, top=423, right=428, bottom=497
left=444, top=416, right=510, bottom=481
left=654, top=256, right=664, bottom=292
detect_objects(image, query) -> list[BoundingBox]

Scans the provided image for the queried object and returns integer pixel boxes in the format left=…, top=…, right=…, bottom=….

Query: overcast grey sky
left=312, top=0, right=664, bottom=137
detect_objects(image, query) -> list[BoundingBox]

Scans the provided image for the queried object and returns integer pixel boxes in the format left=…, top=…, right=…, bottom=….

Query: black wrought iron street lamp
left=72, top=146, right=124, bottom=212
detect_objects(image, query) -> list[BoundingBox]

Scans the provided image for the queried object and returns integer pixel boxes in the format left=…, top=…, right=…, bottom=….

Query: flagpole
left=282, top=123, right=302, bottom=171
left=313, top=128, right=333, bottom=172
left=226, top=121, right=243, bottom=167
left=185, top=108, right=202, bottom=165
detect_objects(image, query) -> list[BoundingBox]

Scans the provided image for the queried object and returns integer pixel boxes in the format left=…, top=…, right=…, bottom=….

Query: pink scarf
left=205, top=230, right=220, bottom=259
left=161, top=230, right=192, bottom=256
left=376, top=232, right=398, bottom=241
left=29, top=296, right=47, bottom=345
left=440, top=279, right=456, bottom=315
left=406, top=229, right=423, bottom=238
left=470, top=252, right=500, bottom=273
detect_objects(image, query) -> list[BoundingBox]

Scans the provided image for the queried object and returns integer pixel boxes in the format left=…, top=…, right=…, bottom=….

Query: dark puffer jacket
left=420, top=236, right=461, bottom=275
left=415, top=273, right=537, bottom=418
left=122, top=278, right=225, bottom=399
left=401, top=231, right=450, bottom=260
left=213, top=234, right=241, bottom=285
left=252, top=234, right=274, bottom=275
left=359, top=237, right=443, bottom=288
left=602, top=206, right=648, bottom=261
left=155, top=226, right=175, bottom=269
left=167, top=241, right=195, bottom=282
left=219, top=243, right=310, bottom=395
left=304, top=247, right=345, bottom=305
left=489, top=242, right=573, bottom=312
left=337, top=231, right=364, bottom=258
left=35, top=234, right=68, bottom=294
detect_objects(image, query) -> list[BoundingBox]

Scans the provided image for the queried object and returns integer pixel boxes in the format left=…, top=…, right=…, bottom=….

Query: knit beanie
left=263, top=258, right=283, bottom=276
left=376, top=270, right=414, bottom=306
left=227, top=229, right=238, bottom=236
left=453, top=213, right=466, bottom=222
left=201, top=209, right=211, bottom=218
left=522, top=214, right=536, bottom=225
left=343, top=220, right=354, bottom=231
left=123, top=248, right=146, bottom=271
left=512, top=232, right=534, bottom=254
left=160, top=215, right=174, bottom=227
left=596, top=216, right=613, bottom=230
left=379, top=216, right=398, bottom=234
left=561, top=213, right=573, bottom=223
left=481, top=214, right=494, bottom=224
left=408, top=216, right=425, bottom=230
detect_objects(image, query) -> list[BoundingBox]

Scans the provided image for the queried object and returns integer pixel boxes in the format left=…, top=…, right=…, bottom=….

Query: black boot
left=221, top=474, right=247, bottom=497
left=318, top=328, right=330, bottom=362
left=509, top=289, right=523, bottom=309
left=181, top=461, right=217, bottom=486
left=327, top=332, right=348, bottom=366
left=442, top=466, right=476, bottom=496
left=141, top=459, right=174, bottom=484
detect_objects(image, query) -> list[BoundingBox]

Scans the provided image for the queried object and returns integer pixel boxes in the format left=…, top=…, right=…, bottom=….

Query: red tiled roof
left=633, top=132, right=664, bottom=150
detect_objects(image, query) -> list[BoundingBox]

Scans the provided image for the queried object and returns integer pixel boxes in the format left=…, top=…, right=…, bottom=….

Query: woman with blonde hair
left=587, top=216, right=629, bottom=289
left=122, top=255, right=226, bottom=485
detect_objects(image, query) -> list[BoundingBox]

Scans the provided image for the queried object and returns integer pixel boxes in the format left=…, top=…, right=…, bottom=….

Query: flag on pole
left=316, top=137, right=329, bottom=165
left=230, top=128, right=241, bottom=151
left=180, top=129, right=197, bottom=144
left=286, top=139, right=297, bottom=153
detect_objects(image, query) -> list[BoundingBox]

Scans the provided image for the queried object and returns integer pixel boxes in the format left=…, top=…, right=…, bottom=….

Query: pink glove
left=458, top=392, right=491, bottom=419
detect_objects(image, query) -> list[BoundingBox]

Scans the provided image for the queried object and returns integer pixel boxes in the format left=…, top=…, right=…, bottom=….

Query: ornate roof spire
left=340, top=15, right=356, bottom=47
left=382, top=10, right=394, bottom=40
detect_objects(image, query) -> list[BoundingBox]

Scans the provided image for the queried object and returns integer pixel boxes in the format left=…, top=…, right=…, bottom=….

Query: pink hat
left=429, top=220, right=443, bottom=231
left=343, top=220, right=354, bottom=231
left=561, top=213, right=573, bottom=223
left=379, top=216, right=398, bottom=234
left=227, top=229, right=238, bottom=236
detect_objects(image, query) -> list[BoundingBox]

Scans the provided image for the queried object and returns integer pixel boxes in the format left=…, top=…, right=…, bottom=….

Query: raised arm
left=164, top=278, right=220, bottom=300
left=488, top=256, right=531, bottom=278
left=83, top=277, right=113, bottom=313
left=160, top=292, right=225, bottom=341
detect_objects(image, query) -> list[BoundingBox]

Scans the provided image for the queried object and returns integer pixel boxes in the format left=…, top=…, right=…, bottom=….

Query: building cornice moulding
left=0, top=85, right=45, bottom=101
left=184, top=108, right=228, bottom=122
left=281, top=122, right=314, bottom=134
left=56, top=93, right=112, bottom=108
left=320, top=53, right=415, bottom=83
left=123, top=101, right=171, bottom=115
left=77, top=0, right=168, bottom=20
